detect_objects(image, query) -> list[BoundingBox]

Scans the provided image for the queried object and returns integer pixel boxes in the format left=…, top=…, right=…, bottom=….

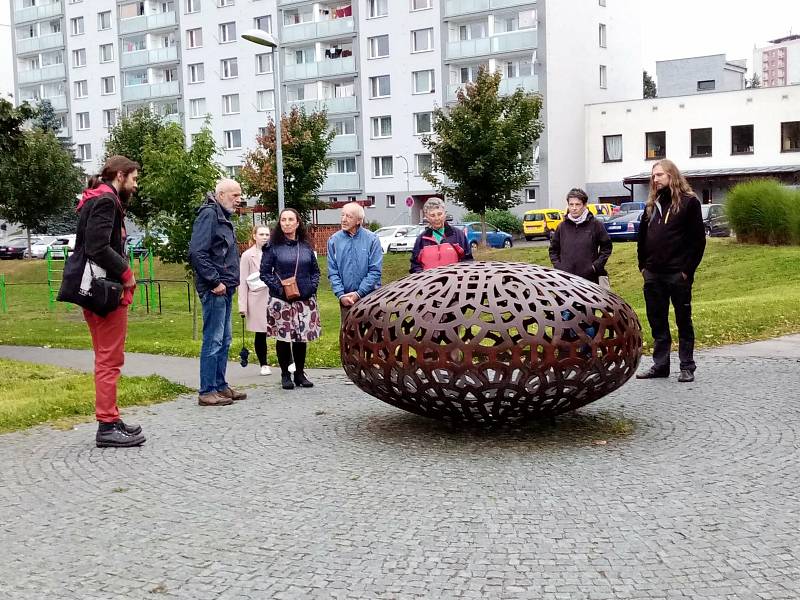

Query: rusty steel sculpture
left=340, top=261, right=642, bottom=425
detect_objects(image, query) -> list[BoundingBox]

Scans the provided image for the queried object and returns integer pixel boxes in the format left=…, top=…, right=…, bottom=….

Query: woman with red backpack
left=409, top=197, right=473, bottom=273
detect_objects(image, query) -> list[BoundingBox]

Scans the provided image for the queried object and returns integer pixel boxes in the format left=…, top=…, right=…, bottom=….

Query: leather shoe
left=294, top=372, right=314, bottom=388
left=281, top=373, right=295, bottom=390
left=635, top=366, right=669, bottom=379
left=198, top=392, right=233, bottom=406
left=218, top=387, right=247, bottom=401
left=96, top=422, right=146, bottom=448
left=117, top=420, right=142, bottom=435
left=678, top=369, right=695, bottom=382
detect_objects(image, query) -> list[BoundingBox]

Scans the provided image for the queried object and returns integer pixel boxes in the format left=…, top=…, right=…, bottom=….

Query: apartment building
left=754, top=34, right=800, bottom=88
left=10, top=0, right=641, bottom=225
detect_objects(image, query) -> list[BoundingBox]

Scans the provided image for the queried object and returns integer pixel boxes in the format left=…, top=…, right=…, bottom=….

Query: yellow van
left=523, top=209, right=564, bottom=240
left=587, top=203, right=613, bottom=216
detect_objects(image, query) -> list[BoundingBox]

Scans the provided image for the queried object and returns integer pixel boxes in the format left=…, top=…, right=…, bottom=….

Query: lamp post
left=242, top=28, right=285, bottom=214
left=395, top=154, right=412, bottom=224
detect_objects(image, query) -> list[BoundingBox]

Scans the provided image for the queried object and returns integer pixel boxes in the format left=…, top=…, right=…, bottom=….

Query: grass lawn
left=0, top=358, right=190, bottom=433
left=1, top=239, right=799, bottom=367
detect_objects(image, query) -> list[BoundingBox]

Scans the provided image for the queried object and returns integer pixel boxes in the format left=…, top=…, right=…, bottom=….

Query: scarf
left=566, top=208, right=589, bottom=225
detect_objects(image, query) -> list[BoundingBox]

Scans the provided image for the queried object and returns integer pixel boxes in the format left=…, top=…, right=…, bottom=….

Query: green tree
left=746, top=73, right=761, bottom=89
left=643, top=70, right=657, bottom=98
left=422, top=67, right=542, bottom=245
left=241, top=106, right=334, bottom=221
left=0, top=96, right=36, bottom=155
left=32, top=99, right=61, bottom=134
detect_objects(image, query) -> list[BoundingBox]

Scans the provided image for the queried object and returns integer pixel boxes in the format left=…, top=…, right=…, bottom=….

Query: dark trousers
left=254, top=332, right=268, bottom=366
left=275, top=340, right=307, bottom=375
left=643, top=270, right=696, bottom=373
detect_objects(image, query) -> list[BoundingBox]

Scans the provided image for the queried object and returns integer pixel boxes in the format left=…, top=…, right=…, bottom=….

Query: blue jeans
left=199, top=289, right=233, bottom=395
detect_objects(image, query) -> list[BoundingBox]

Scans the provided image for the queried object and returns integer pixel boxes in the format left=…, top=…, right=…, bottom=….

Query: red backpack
left=418, top=236, right=464, bottom=270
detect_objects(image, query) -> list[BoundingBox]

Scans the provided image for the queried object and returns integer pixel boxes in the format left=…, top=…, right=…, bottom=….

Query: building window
left=97, top=11, right=112, bottom=30
left=187, top=28, right=203, bottom=48
left=368, top=35, right=389, bottom=59
left=781, top=121, right=800, bottom=152
left=414, top=112, right=433, bottom=135
left=372, top=156, right=393, bottom=177
left=70, top=16, right=84, bottom=36
left=76, top=112, right=90, bottom=130
left=386, top=194, right=396, bottom=207
left=223, top=129, right=242, bottom=149
left=367, top=195, right=375, bottom=206
left=731, top=124, right=754, bottom=155
left=411, top=28, right=433, bottom=53
left=188, top=62, right=205, bottom=83
left=599, top=23, right=606, bottom=48
left=415, top=153, right=432, bottom=175
left=74, top=79, right=88, bottom=98
left=525, top=188, right=536, bottom=203
left=225, top=165, right=241, bottom=177
left=645, top=131, right=666, bottom=160
left=101, top=76, right=115, bottom=94
left=369, top=75, right=391, bottom=98
left=257, top=126, right=268, bottom=138
left=222, top=93, right=240, bottom=114
left=370, top=115, right=392, bottom=138
left=411, top=0, right=432, bottom=10
left=254, top=15, right=271, bottom=32
left=102, top=108, right=118, bottom=128
left=217, top=0, right=234, bottom=6
left=368, top=0, right=388, bottom=18
left=333, top=157, right=356, bottom=173
left=186, top=0, right=200, bottom=13
left=77, top=143, right=92, bottom=161
left=603, top=134, right=622, bottom=162
left=412, top=69, right=435, bottom=94
left=256, top=90, right=274, bottom=111
left=72, top=48, right=86, bottom=67
left=331, top=117, right=355, bottom=135
left=599, top=0, right=606, bottom=5
left=219, top=22, right=236, bottom=43
left=599, top=64, right=607, bottom=88
left=220, top=58, right=238, bottom=79
left=189, top=98, right=206, bottom=118
left=256, top=52, right=273, bottom=74
left=697, top=79, right=715, bottom=91
left=691, top=128, right=712, bottom=157
left=99, top=43, right=114, bottom=63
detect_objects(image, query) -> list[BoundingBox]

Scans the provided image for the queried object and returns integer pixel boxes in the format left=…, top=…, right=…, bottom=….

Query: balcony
left=283, top=56, right=355, bottom=82
left=45, top=95, right=67, bottom=111
left=14, top=1, right=63, bottom=24
left=163, top=113, right=182, bottom=125
left=446, top=74, right=537, bottom=102
left=121, top=81, right=180, bottom=102
left=282, top=17, right=354, bottom=44
left=119, top=11, right=177, bottom=35
left=287, top=95, right=357, bottom=114
left=120, top=46, right=179, bottom=69
left=15, top=32, right=63, bottom=55
left=446, top=29, right=536, bottom=60
left=444, top=0, right=535, bottom=18
left=320, top=172, right=360, bottom=192
left=329, top=134, right=358, bottom=153
left=278, top=0, right=311, bottom=4
left=17, top=63, right=66, bottom=85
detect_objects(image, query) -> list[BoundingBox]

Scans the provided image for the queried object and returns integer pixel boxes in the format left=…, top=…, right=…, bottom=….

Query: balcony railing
left=320, top=172, right=360, bottom=192
left=14, top=1, right=63, bottom=24
left=444, top=0, right=535, bottom=18
left=447, top=74, right=538, bottom=102
left=120, top=46, right=179, bottom=69
left=278, top=0, right=311, bottom=5
left=46, top=95, right=67, bottom=111
left=282, top=16, right=354, bottom=43
left=283, top=56, right=355, bottom=81
left=15, top=32, right=64, bottom=55
left=121, top=80, right=180, bottom=102
left=119, top=11, right=177, bottom=35
left=287, top=95, right=357, bottom=114
left=446, top=28, right=536, bottom=60
left=17, top=63, right=66, bottom=85
left=329, top=134, right=358, bottom=153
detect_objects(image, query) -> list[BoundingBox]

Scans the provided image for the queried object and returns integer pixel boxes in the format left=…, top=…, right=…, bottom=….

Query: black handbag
left=58, top=248, right=123, bottom=317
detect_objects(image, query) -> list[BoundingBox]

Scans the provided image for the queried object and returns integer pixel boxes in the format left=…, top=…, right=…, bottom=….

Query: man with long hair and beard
left=636, top=159, right=706, bottom=383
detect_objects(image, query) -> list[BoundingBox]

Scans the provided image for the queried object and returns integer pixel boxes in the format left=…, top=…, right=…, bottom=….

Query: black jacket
left=188, top=194, right=240, bottom=293
left=260, top=238, right=320, bottom=301
left=409, top=223, right=473, bottom=273
left=75, top=183, right=129, bottom=282
left=549, top=213, right=612, bottom=283
left=637, top=190, right=706, bottom=278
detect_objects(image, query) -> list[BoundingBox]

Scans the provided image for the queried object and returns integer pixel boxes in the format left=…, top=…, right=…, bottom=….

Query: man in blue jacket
left=188, top=179, right=247, bottom=406
left=327, top=202, right=383, bottom=323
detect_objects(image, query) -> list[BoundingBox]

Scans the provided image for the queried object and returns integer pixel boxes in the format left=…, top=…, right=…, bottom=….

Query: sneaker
left=294, top=372, right=314, bottom=388
left=635, top=366, right=670, bottom=379
left=198, top=392, right=233, bottom=406
left=96, top=422, right=146, bottom=448
left=281, top=373, right=295, bottom=390
left=260, top=365, right=272, bottom=376
left=677, top=369, right=695, bottom=383
left=217, top=386, right=247, bottom=401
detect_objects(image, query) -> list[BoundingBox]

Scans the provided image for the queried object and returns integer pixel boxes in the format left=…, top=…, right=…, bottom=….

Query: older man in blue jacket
left=327, top=202, right=383, bottom=323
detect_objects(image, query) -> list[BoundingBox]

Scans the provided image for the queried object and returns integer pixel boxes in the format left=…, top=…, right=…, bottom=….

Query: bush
left=463, top=209, right=524, bottom=235
left=366, top=221, right=382, bottom=232
left=726, top=179, right=800, bottom=245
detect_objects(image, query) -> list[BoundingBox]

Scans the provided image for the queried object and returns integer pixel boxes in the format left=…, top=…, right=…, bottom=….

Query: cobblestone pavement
left=1, top=345, right=798, bottom=599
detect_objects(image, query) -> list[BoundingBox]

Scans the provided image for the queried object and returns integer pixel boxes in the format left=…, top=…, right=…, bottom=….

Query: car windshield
left=524, top=214, right=544, bottom=222
left=5, top=238, right=27, bottom=247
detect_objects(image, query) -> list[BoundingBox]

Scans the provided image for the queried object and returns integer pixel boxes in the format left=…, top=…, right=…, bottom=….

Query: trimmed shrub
left=725, top=179, right=800, bottom=245
left=463, top=209, right=524, bottom=236
left=366, top=221, right=382, bottom=232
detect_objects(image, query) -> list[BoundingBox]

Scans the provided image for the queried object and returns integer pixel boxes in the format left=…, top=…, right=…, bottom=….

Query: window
left=781, top=121, right=800, bottom=152
left=186, top=0, right=200, bottom=13
left=99, top=43, right=114, bottom=63
left=494, top=10, right=536, bottom=33
left=369, top=75, right=390, bottom=98
left=187, top=28, right=203, bottom=48
left=386, top=194, right=396, bottom=207
left=217, top=0, right=233, bottom=6
left=256, top=90, right=274, bottom=111
left=225, top=166, right=241, bottom=178
left=599, top=23, right=606, bottom=47
left=414, top=112, right=432, bottom=135
left=101, top=76, right=115, bottom=94
left=332, top=118, right=355, bottom=135
left=257, top=126, right=268, bottom=138
left=102, top=109, right=118, bottom=128
left=368, top=35, right=389, bottom=59
left=254, top=15, right=271, bottom=32
left=411, top=0, right=432, bottom=10
left=219, top=22, right=236, bottom=43
left=76, top=112, right=90, bottom=130
left=691, top=128, right=712, bottom=157
left=74, top=80, right=88, bottom=98
left=371, top=115, right=392, bottom=138
left=525, top=188, right=536, bottom=203
left=411, top=28, right=433, bottom=52
left=505, top=57, right=533, bottom=78
left=603, top=134, right=622, bottom=162
left=332, top=157, right=356, bottom=173
left=188, top=63, right=204, bottom=83
left=221, top=58, right=238, bottom=78
left=72, top=48, right=86, bottom=67
left=645, top=131, right=666, bottom=160
left=223, top=129, right=242, bottom=149
left=119, top=1, right=145, bottom=18
left=599, top=0, right=606, bottom=5
left=415, top=153, right=432, bottom=175
left=459, top=21, right=487, bottom=40
left=367, top=195, right=375, bottom=206
left=222, top=93, right=240, bottom=114
left=77, top=144, right=92, bottom=161
left=697, top=79, right=715, bottom=91
left=368, top=0, right=388, bottom=18
left=413, top=69, right=435, bottom=94
left=731, top=125, right=754, bottom=154
left=70, top=16, right=84, bottom=36
left=599, top=64, right=607, bottom=88
left=373, top=156, right=393, bottom=177
left=97, top=11, right=112, bottom=30
left=189, top=98, right=206, bottom=118
left=256, top=52, right=273, bottom=74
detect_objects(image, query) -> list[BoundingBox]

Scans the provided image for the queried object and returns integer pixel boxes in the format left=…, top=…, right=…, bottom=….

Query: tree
left=32, top=99, right=61, bottom=134
left=241, top=105, right=334, bottom=221
left=0, top=96, right=36, bottom=156
left=643, top=70, right=657, bottom=98
left=0, top=129, right=84, bottom=256
left=746, top=73, right=761, bottom=89
left=422, top=67, right=543, bottom=245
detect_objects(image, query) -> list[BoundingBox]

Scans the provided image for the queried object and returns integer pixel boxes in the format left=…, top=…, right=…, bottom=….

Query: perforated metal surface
left=341, top=261, right=642, bottom=425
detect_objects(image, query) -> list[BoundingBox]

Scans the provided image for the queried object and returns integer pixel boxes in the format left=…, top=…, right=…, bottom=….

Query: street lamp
left=242, top=28, right=285, bottom=214
left=395, top=154, right=412, bottom=224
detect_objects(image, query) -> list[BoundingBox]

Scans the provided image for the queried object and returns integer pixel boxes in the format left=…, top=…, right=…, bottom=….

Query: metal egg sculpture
left=340, top=261, right=642, bottom=425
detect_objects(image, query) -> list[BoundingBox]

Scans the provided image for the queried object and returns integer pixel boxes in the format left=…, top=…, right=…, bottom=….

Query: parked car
left=0, top=237, right=29, bottom=260
left=47, top=235, right=76, bottom=259
left=588, top=203, right=613, bottom=216
left=388, top=225, right=425, bottom=252
left=127, top=233, right=168, bottom=258
left=374, top=225, right=416, bottom=254
left=458, top=222, right=513, bottom=250
left=604, top=210, right=643, bottom=242
left=619, top=201, right=646, bottom=213
left=701, top=203, right=731, bottom=237
left=523, top=209, right=564, bottom=241
left=24, top=236, right=58, bottom=258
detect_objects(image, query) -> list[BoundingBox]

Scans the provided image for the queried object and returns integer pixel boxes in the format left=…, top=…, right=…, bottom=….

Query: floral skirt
left=266, top=295, right=322, bottom=343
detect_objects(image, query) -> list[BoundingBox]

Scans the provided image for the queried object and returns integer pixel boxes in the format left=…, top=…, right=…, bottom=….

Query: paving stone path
left=0, top=339, right=798, bottom=599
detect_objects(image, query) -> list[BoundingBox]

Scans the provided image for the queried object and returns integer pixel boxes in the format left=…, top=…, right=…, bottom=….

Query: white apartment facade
left=753, top=34, right=800, bottom=88
left=10, top=0, right=641, bottom=226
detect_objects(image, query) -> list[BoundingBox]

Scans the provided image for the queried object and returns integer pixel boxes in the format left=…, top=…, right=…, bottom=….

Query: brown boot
left=217, top=387, right=247, bottom=401
left=198, top=392, right=233, bottom=406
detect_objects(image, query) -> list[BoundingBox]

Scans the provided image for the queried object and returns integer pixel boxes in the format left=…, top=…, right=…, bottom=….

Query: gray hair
left=215, top=178, right=240, bottom=196
left=423, top=197, right=445, bottom=214
left=342, top=202, right=365, bottom=222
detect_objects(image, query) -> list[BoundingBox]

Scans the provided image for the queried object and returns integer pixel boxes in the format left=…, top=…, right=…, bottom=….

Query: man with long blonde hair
left=636, top=159, right=706, bottom=383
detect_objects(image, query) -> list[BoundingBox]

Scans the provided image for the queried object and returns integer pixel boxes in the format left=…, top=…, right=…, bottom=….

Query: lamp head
left=241, top=29, right=278, bottom=48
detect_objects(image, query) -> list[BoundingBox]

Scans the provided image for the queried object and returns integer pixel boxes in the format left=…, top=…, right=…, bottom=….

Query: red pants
left=84, top=305, right=128, bottom=423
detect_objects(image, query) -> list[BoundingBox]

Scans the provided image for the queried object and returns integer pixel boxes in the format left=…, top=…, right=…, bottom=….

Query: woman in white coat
left=239, top=225, right=272, bottom=375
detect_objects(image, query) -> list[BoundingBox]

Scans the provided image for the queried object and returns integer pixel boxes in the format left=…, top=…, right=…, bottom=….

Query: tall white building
left=10, top=0, right=641, bottom=225
left=753, top=34, right=800, bottom=88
